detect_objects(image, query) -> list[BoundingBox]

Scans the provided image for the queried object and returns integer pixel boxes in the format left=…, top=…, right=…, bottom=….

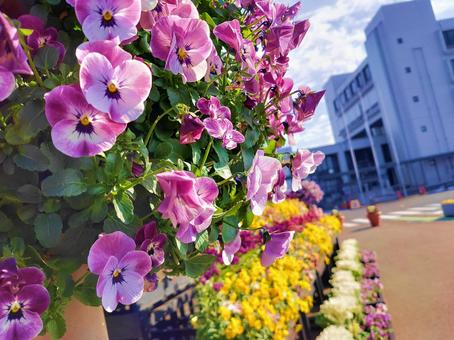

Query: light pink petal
left=150, top=16, right=174, bottom=60
left=96, top=256, right=118, bottom=297
left=176, top=223, right=198, bottom=244
left=101, top=280, right=118, bottom=313
left=182, top=61, right=208, bottom=83
left=0, top=71, right=15, bottom=102
left=44, top=84, right=87, bottom=126
left=195, top=177, right=218, bottom=203
left=116, top=271, right=144, bottom=305
left=118, top=251, right=151, bottom=277
left=76, top=39, right=131, bottom=66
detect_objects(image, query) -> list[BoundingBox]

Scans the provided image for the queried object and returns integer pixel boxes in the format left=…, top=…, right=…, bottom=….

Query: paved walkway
left=341, top=191, right=454, bottom=340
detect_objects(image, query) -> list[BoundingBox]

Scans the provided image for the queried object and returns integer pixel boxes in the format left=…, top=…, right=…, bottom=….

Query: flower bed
left=316, top=240, right=393, bottom=339
left=192, top=200, right=342, bottom=339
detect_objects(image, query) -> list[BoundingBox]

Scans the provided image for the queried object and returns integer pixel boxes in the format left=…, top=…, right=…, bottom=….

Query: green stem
left=18, top=33, right=44, bottom=87
left=199, top=139, right=213, bottom=172
left=144, top=108, right=173, bottom=147
left=216, top=175, right=235, bottom=186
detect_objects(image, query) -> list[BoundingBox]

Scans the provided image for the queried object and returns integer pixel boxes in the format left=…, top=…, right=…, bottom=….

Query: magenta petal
left=0, top=71, right=15, bottom=102
left=116, top=270, right=144, bottom=306
left=261, top=231, right=295, bottom=267
left=150, top=16, right=173, bottom=60
left=179, top=115, right=204, bottom=144
left=204, top=118, right=229, bottom=139
left=195, top=177, right=218, bottom=203
left=0, top=310, right=43, bottom=340
left=176, top=224, right=198, bottom=244
left=17, top=15, right=45, bottom=31
left=222, top=231, right=241, bottom=265
left=88, top=231, right=136, bottom=275
left=96, top=256, right=118, bottom=297
left=17, top=284, right=50, bottom=315
left=44, top=84, right=88, bottom=126
left=76, top=39, right=131, bottom=66
left=17, top=267, right=45, bottom=286
left=118, top=251, right=151, bottom=277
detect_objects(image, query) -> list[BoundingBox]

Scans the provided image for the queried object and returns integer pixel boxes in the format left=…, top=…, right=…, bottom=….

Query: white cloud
left=282, top=0, right=454, bottom=148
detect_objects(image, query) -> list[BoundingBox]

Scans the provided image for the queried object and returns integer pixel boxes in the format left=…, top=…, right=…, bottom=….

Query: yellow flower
left=225, top=318, right=244, bottom=339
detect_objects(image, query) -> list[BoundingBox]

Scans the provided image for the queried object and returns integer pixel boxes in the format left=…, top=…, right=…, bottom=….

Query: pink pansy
left=222, top=232, right=242, bottom=265
left=151, top=15, right=212, bottom=83
left=0, top=11, right=32, bottom=101
left=213, top=19, right=243, bottom=52
left=271, top=168, right=287, bottom=203
left=246, top=150, right=283, bottom=216
left=88, top=231, right=151, bottom=312
left=140, top=0, right=198, bottom=30
left=294, top=87, right=325, bottom=122
left=291, top=149, right=325, bottom=191
left=156, top=171, right=218, bottom=243
left=18, top=15, right=66, bottom=65
left=179, top=114, right=204, bottom=144
left=205, top=47, right=223, bottom=81
left=44, top=84, right=126, bottom=158
left=75, top=0, right=141, bottom=42
left=66, top=0, right=75, bottom=6
left=261, top=230, right=295, bottom=267
left=197, top=96, right=231, bottom=119
left=79, top=52, right=152, bottom=123
left=76, top=38, right=131, bottom=66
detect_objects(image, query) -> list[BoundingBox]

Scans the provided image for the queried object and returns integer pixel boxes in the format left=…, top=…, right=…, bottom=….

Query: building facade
left=312, top=0, right=454, bottom=208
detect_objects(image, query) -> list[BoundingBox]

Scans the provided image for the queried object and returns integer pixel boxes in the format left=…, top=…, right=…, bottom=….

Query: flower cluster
left=317, top=240, right=393, bottom=340
left=0, top=258, right=50, bottom=340
left=194, top=205, right=342, bottom=340
left=289, top=179, right=325, bottom=205
left=0, top=0, right=327, bottom=335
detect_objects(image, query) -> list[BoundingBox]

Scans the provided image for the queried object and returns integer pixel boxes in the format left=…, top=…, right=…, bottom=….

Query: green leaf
left=41, top=169, right=87, bottom=197
left=141, top=175, right=158, bottom=194
left=74, top=274, right=101, bottom=306
left=0, top=211, right=13, bottom=232
left=195, top=230, right=209, bottom=252
left=209, top=226, right=219, bottom=243
left=244, top=128, right=260, bottom=148
left=46, top=0, right=61, bottom=4
left=113, top=192, right=134, bottom=224
left=184, top=254, right=215, bottom=278
left=175, top=239, right=188, bottom=257
left=16, top=184, right=42, bottom=204
left=34, top=213, right=63, bottom=248
left=200, top=12, right=216, bottom=29
left=10, top=237, right=25, bottom=256
left=222, top=216, right=239, bottom=243
left=68, top=209, right=90, bottom=228
left=17, top=205, right=37, bottom=225
left=5, top=100, right=48, bottom=145
left=46, top=314, right=66, bottom=340
left=214, top=162, right=232, bottom=179
left=167, top=88, right=192, bottom=106
left=90, top=199, right=108, bottom=223
left=34, top=46, right=59, bottom=70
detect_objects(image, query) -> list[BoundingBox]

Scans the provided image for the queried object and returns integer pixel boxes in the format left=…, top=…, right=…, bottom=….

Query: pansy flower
left=151, top=15, right=213, bottom=82
left=179, top=115, right=205, bottom=144
left=261, top=230, right=295, bottom=267
left=44, top=84, right=126, bottom=158
left=18, top=15, right=65, bottom=64
left=0, top=284, right=50, bottom=340
left=247, top=150, right=283, bottom=216
left=291, top=149, right=325, bottom=191
left=88, top=231, right=152, bottom=312
left=156, top=170, right=218, bottom=243
left=135, top=221, right=167, bottom=268
left=0, top=258, right=45, bottom=295
left=79, top=52, right=152, bottom=123
left=0, top=12, right=33, bottom=102
left=222, top=232, right=242, bottom=265
left=75, top=0, right=141, bottom=42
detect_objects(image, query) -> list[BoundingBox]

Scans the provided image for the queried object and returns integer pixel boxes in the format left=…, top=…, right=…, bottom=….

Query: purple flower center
left=75, top=113, right=95, bottom=134
left=100, top=9, right=116, bottom=28
left=176, top=47, right=191, bottom=65
left=105, top=81, right=121, bottom=100
left=7, top=301, right=24, bottom=321
left=111, top=268, right=125, bottom=284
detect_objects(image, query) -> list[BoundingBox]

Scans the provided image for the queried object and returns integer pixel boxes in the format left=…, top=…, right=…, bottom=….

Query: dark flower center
left=101, top=10, right=116, bottom=27
left=105, top=82, right=121, bottom=100
left=112, top=268, right=125, bottom=284
left=8, top=301, right=23, bottom=321
left=75, top=114, right=94, bottom=135
left=147, top=243, right=155, bottom=256
left=176, top=47, right=191, bottom=65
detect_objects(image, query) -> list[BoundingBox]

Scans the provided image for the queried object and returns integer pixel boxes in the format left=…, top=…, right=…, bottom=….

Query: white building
left=312, top=0, right=454, bottom=208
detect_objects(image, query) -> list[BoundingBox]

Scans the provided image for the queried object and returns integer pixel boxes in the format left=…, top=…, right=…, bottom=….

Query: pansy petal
left=119, top=251, right=151, bottom=277
left=101, top=280, right=118, bottom=313
left=0, top=310, right=43, bottom=340
left=17, top=267, right=45, bottom=286
left=76, top=39, right=131, bottom=66
left=44, top=84, right=87, bottom=126
left=0, top=71, right=15, bottom=102
left=176, top=224, right=197, bottom=244
left=88, top=231, right=136, bottom=275
left=17, top=284, right=50, bottom=315
left=116, top=271, right=144, bottom=305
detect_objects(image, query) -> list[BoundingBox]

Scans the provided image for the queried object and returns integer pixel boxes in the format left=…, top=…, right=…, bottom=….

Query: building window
left=450, top=59, right=454, bottom=73
left=397, top=38, right=404, bottom=44
left=443, top=29, right=454, bottom=49
left=412, top=96, right=419, bottom=103
left=363, top=65, right=372, bottom=83
left=405, top=67, right=412, bottom=73
left=421, top=125, right=427, bottom=133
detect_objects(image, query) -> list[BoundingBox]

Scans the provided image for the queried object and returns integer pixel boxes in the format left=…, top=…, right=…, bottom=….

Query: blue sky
left=278, top=0, right=454, bottom=148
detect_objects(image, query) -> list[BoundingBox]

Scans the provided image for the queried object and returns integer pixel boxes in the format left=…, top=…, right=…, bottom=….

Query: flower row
left=192, top=200, right=342, bottom=340
left=317, top=240, right=393, bottom=340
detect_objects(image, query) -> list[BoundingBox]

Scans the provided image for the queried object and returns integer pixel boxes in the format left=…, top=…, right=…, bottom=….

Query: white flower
left=141, top=0, right=158, bottom=11
left=320, top=295, right=361, bottom=325
left=317, top=325, right=354, bottom=340
left=335, top=259, right=363, bottom=273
